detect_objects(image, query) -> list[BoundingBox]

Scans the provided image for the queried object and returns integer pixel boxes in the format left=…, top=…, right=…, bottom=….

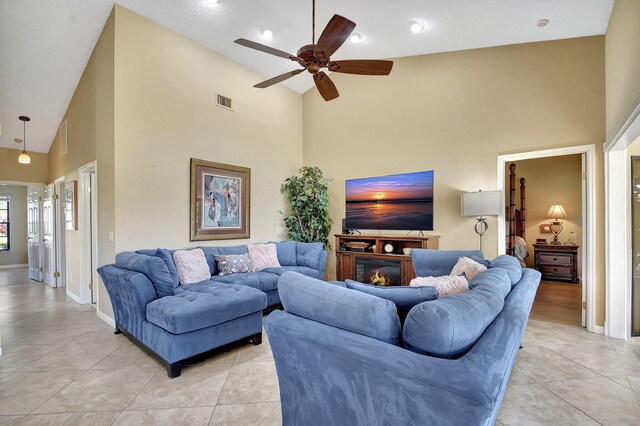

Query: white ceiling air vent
left=216, top=93, right=233, bottom=111
left=59, top=120, right=68, bottom=156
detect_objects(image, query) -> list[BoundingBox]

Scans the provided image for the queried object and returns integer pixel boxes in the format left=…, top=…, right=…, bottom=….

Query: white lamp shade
left=546, top=203, right=568, bottom=219
left=18, top=152, right=31, bottom=164
left=461, top=190, right=502, bottom=217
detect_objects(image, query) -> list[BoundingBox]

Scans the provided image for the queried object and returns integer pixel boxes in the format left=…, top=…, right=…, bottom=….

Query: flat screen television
left=345, top=170, right=434, bottom=231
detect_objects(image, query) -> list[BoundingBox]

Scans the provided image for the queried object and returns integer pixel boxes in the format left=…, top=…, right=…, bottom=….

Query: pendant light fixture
left=18, top=116, right=31, bottom=164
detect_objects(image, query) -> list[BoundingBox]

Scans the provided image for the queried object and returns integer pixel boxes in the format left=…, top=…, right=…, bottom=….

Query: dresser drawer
left=540, top=265, right=571, bottom=275
left=539, top=254, right=571, bottom=265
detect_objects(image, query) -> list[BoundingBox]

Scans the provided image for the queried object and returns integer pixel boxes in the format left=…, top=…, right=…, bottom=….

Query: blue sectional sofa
left=97, top=241, right=327, bottom=378
left=265, top=250, right=541, bottom=425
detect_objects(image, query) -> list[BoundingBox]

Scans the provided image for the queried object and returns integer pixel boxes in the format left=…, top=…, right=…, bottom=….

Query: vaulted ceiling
left=0, top=0, right=614, bottom=153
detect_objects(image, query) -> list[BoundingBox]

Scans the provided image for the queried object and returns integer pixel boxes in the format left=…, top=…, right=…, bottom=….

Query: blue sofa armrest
left=97, top=265, right=158, bottom=338
left=318, top=250, right=328, bottom=280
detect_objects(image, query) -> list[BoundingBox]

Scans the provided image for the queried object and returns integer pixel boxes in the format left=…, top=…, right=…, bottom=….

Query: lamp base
left=474, top=217, right=488, bottom=252
left=549, top=221, right=563, bottom=245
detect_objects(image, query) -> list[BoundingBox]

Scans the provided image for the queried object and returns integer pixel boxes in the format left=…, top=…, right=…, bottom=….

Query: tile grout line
left=535, top=380, right=605, bottom=425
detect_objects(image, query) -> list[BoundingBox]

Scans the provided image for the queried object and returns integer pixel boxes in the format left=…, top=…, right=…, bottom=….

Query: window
left=0, top=196, right=9, bottom=252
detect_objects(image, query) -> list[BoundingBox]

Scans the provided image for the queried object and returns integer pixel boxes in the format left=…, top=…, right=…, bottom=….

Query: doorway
left=27, top=186, right=42, bottom=282
left=497, top=144, right=598, bottom=333
left=54, top=178, right=66, bottom=287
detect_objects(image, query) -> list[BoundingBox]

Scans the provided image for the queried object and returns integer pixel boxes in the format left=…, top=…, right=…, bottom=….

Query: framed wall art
left=190, top=158, right=250, bottom=241
left=65, top=180, right=77, bottom=231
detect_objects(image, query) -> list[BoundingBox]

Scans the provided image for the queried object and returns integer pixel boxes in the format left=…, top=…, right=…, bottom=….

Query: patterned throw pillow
left=215, top=253, right=253, bottom=276
left=247, top=243, right=281, bottom=271
left=450, top=256, right=487, bottom=281
left=172, top=248, right=211, bottom=285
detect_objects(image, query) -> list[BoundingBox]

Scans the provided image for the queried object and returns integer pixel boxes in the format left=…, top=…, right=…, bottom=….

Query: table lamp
left=461, top=190, right=502, bottom=251
left=546, top=203, right=568, bottom=245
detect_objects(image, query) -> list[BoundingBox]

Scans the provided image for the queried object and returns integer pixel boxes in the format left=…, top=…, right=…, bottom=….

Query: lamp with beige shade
left=546, top=203, right=568, bottom=245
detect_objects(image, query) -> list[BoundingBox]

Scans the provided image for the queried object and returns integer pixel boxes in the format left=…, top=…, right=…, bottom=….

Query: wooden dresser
left=533, top=244, right=579, bottom=283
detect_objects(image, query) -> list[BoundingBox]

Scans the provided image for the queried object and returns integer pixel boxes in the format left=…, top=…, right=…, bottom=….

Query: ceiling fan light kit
left=234, top=0, right=393, bottom=101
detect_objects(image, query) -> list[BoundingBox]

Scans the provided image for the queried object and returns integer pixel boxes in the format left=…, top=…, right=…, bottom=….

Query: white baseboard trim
left=0, top=264, right=28, bottom=270
left=66, top=290, right=83, bottom=304
left=97, top=310, right=115, bottom=328
left=592, top=325, right=605, bottom=335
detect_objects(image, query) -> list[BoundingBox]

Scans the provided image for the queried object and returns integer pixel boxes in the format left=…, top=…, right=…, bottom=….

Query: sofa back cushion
left=199, top=246, right=221, bottom=275
left=489, top=255, right=523, bottom=287
left=296, top=242, right=324, bottom=269
left=469, top=268, right=511, bottom=299
left=278, top=272, right=401, bottom=345
left=403, top=284, right=504, bottom=358
left=270, top=241, right=297, bottom=266
left=411, top=249, right=484, bottom=277
left=217, top=245, right=248, bottom=255
left=345, top=279, right=438, bottom=320
left=115, top=252, right=175, bottom=298
left=135, top=249, right=179, bottom=287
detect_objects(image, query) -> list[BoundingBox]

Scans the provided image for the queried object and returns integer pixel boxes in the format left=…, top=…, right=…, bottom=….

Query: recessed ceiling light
left=537, top=19, right=549, bottom=27
left=410, top=21, right=425, bottom=34
left=14, top=138, right=22, bottom=144
left=350, top=33, right=362, bottom=43
left=202, top=0, right=218, bottom=6
left=261, top=30, right=273, bottom=41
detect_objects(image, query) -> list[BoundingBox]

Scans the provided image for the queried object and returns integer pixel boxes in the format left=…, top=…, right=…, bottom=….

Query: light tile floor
left=1, top=268, right=640, bottom=425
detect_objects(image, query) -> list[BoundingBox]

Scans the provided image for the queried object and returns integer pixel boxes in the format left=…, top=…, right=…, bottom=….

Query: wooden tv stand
left=335, top=234, right=439, bottom=286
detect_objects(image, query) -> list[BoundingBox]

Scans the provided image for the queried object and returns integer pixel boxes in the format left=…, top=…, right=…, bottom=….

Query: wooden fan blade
left=328, top=60, right=393, bottom=75
left=253, top=69, right=304, bottom=88
left=234, top=38, right=299, bottom=61
left=314, top=15, right=356, bottom=60
left=313, top=71, right=339, bottom=101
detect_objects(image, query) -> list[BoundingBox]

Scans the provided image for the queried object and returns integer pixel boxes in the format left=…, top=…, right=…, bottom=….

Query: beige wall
left=303, top=36, right=606, bottom=325
left=112, top=6, right=302, bottom=254
left=605, top=0, right=640, bottom=141
left=0, top=185, right=28, bottom=266
left=506, top=155, right=583, bottom=268
left=48, top=10, right=115, bottom=316
left=0, top=147, right=48, bottom=184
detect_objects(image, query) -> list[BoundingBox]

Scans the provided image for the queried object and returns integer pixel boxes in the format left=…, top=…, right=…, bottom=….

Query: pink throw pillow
left=248, top=243, right=281, bottom=271
left=172, top=248, right=211, bottom=285
left=450, top=257, right=487, bottom=281
left=410, top=275, right=469, bottom=297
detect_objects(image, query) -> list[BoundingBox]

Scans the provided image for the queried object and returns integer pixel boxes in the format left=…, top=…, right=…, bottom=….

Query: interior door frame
left=27, top=185, right=43, bottom=282
left=54, top=176, right=66, bottom=288
left=78, top=161, right=98, bottom=304
left=42, top=183, right=55, bottom=287
left=497, top=144, right=598, bottom=334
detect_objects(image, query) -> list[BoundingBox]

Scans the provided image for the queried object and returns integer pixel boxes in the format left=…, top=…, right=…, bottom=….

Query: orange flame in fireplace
left=370, top=270, right=392, bottom=286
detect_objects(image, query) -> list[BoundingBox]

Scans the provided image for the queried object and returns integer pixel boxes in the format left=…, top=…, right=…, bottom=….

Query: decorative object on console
left=565, top=231, right=577, bottom=245
left=460, top=190, right=502, bottom=251
left=190, top=158, right=250, bottom=241
left=384, top=243, right=394, bottom=253
left=247, top=243, right=281, bottom=271
left=546, top=203, right=568, bottom=245
left=215, top=253, right=253, bottom=276
left=344, top=241, right=371, bottom=252
left=281, top=166, right=332, bottom=246
left=172, top=248, right=211, bottom=285
left=234, top=0, right=393, bottom=101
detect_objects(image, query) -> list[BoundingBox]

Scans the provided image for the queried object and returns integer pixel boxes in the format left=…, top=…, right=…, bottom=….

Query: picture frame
left=64, top=180, right=77, bottom=231
left=190, top=158, right=250, bottom=241
left=539, top=223, right=552, bottom=234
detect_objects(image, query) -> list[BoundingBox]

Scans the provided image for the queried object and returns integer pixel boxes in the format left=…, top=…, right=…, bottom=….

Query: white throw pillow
left=173, top=248, right=211, bottom=285
left=410, top=275, right=469, bottom=297
left=450, top=256, right=487, bottom=281
left=247, top=243, right=281, bottom=271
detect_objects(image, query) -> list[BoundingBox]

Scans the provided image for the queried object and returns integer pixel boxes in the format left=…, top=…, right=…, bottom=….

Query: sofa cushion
left=411, top=249, right=484, bottom=277
left=262, top=266, right=321, bottom=279
left=296, top=242, right=324, bottom=269
left=199, top=246, right=221, bottom=275
left=345, top=279, right=438, bottom=320
left=210, top=271, right=279, bottom=292
left=278, top=272, right=401, bottom=345
left=248, top=243, right=281, bottom=271
left=403, top=284, right=504, bottom=358
left=215, top=253, right=253, bottom=276
left=489, top=255, right=523, bottom=287
left=173, top=249, right=211, bottom=285
left=146, top=283, right=266, bottom=334
left=469, top=268, right=512, bottom=299
left=270, top=241, right=297, bottom=266
left=116, top=252, right=175, bottom=298
left=217, top=245, right=249, bottom=255
left=135, top=249, right=179, bottom=287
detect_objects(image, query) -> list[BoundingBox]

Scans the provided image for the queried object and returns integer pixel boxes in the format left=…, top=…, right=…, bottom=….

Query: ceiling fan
left=234, top=0, right=393, bottom=101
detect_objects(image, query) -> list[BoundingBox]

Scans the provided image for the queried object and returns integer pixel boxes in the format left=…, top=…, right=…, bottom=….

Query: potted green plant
left=281, top=166, right=333, bottom=246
